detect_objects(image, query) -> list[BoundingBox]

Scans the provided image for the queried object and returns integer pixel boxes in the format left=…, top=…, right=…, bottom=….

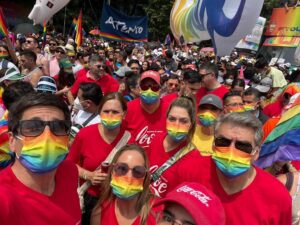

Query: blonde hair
left=91, top=144, right=153, bottom=225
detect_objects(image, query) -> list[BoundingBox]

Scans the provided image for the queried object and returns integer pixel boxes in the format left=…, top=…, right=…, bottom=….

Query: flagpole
left=63, top=6, right=67, bottom=36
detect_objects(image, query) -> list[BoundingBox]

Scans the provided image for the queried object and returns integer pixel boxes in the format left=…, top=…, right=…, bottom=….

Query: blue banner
left=100, top=4, right=148, bottom=42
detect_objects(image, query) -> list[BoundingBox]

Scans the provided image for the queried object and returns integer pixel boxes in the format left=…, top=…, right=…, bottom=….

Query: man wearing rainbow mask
left=0, top=92, right=81, bottom=224
left=223, top=91, right=245, bottom=114
left=198, top=112, right=291, bottom=225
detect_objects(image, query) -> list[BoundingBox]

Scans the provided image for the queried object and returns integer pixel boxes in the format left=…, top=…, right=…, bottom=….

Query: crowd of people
left=0, top=31, right=299, bottom=225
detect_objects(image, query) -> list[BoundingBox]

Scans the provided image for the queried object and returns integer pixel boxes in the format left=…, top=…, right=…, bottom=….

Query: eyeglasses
left=18, top=120, right=71, bottom=137
left=225, top=103, right=244, bottom=107
left=25, top=40, right=33, bottom=44
left=113, top=162, right=147, bottom=179
left=199, top=72, right=212, bottom=80
left=49, top=43, right=57, bottom=46
left=140, top=82, right=160, bottom=92
left=131, top=67, right=139, bottom=70
left=56, top=50, right=65, bottom=54
left=95, top=64, right=106, bottom=69
left=214, top=136, right=254, bottom=154
left=157, top=210, right=196, bottom=225
left=168, top=83, right=179, bottom=88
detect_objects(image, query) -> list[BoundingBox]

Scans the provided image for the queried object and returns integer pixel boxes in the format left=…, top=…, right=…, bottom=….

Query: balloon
left=170, top=0, right=264, bottom=56
left=28, top=0, right=70, bottom=25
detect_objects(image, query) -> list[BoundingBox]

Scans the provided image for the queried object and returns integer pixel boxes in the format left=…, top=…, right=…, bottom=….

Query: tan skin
left=223, top=96, right=244, bottom=114
left=214, top=123, right=259, bottom=195
left=77, top=99, right=125, bottom=185
left=164, top=106, right=191, bottom=152
left=9, top=106, right=65, bottom=196
left=199, top=69, right=221, bottom=91
left=20, top=55, right=43, bottom=88
left=90, top=149, right=146, bottom=225
left=198, top=105, right=222, bottom=136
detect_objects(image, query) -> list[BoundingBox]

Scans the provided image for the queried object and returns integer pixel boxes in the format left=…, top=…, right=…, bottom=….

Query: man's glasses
left=156, top=210, right=196, bottom=225
left=214, top=136, right=254, bottom=154
left=95, top=64, right=106, bottom=69
left=56, top=50, right=65, bottom=54
left=168, top=83, right=179, bottom=88
left=113, top=162, right=147, bottom=179
left=18, top=120, right=71, bottom=137
left=199, top=72, right=212, bottom=80
left=49, top=43, right=57, bottom=46
left=226, top=103, right=244, bottom=107
left=140, top=82, right=160, bottom=92
left=26, top=40, right=33, bottom=44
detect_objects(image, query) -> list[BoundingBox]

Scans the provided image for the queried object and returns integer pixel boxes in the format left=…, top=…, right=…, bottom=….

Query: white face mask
left=73, top=97, right=84, bottom=111
left=225, top=78, right=233, bottom=85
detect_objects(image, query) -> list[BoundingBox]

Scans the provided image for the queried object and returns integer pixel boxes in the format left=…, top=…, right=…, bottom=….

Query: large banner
left=265, top=7, right=300, bottom=37
left=263, top=36, right=300, bottom=47
left=235, top=17, right=266, bottom=51
left=100, top=4, right=148, bottom=42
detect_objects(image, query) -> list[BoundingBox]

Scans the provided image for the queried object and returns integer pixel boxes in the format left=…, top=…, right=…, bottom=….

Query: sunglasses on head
left=214, top=136, right=254, bottom=154
left=140, top=82, right=160, bottom=92
left=18, top=120, right=71, bottom=137
left=113, top=162, right=147, bottom=179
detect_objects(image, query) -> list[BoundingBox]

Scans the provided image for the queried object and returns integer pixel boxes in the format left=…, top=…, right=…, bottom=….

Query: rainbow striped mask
left=198, top=111, right=217, bottom=127
left=16, top=129, right=68, bottom=173
left=101, top=114, right=122, bottom=130
left=140, top=89, right=160, bottom=104
left=166, top=121, right=189, bottom=142
left=244, top=104, right=256, bottom=112
left=110, top=174, right=144, bottom=200
left=212, top=146, right=251, bottom=178
left=229, top=106, right=245, bottom=113
left=0, top=52, right=8, bottom=59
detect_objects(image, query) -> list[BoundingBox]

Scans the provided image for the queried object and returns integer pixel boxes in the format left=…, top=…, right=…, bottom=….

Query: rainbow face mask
left=140, top=89, right=160, bottom=104
left=229, top=106, right=245, bottom=113
left=0, top=51, right=8, bottom=59
left=101, top=114, right=122, bottom=130
left=0, top=112, right=13, bottom=168
left=198, top=111, right=217, bottom=127
left=16, top=129, right=68, bottom=173
left=110, top=174, right=144, bottom=200
left=244, top=104, right=256, bottom=112
left=166, top=121, right=190, bottom=142
left=212, top=146, right=252, bottom=178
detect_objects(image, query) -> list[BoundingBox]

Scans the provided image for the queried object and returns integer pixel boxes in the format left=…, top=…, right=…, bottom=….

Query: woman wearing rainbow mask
left=67, top=92, right=134, bottom=225
left=90, top=144, right=155, bottom=225
left=147, top=97, right=211, bottom=198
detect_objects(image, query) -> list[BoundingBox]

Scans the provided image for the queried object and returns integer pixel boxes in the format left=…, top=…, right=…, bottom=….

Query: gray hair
left=214, top=112, right=263, bottom=147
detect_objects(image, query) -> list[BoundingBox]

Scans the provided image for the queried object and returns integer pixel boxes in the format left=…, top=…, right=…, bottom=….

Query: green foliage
left=143, top=0, right=174, bottom=40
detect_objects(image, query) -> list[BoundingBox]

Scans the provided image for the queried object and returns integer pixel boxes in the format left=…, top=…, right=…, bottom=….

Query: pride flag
left=75, top=10, right=83, bottom=48
left=256, top=84, right=300, bottom=168
left=42, top=21, right=47, bottom=48
left=0, top=8, right=9, bottom=39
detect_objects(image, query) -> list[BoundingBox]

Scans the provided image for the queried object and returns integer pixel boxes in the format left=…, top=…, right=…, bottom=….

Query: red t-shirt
left=124, top=94, right=177, bottom=149
left=67, top=124, right=134, bottom=197
left=148, top=133, right=211, bottom=198
left=70, top=71, right=119, bottom=96
left=0, top=161, right=81, bottom=225
left=100, top=199, right=156, bottom=225
left=200, top=160, right=292, bottom=225
left=195, top=85, right=229, bottom=105
left=263, top=101, right=284, bottom=118
left=75, top=68, right=87, bottom=79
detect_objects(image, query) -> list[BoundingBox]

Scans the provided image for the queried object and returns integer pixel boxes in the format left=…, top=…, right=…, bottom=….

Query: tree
left=143, top=0, right=174, bottom=40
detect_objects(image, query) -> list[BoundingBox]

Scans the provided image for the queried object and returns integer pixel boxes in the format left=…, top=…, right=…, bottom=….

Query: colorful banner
left=75, top=10, right=83, bottom=47
left=265, top=7, right=300, bottom=37
left=263, top=36, right=300, bottom=47
left=0, top=7, right=9, bottom=39
left=235, top=17, right=266, bottom=51
left=100, top=4, right=148, bottom=43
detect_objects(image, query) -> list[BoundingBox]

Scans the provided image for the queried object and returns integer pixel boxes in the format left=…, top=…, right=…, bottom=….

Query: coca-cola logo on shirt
left=135, top=126, right=163, bottom=147
left=150, top=165, right=168, bottom=197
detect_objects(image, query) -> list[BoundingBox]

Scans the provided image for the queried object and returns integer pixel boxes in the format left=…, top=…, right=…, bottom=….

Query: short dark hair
left=124, top=46, right=134, bottom=56
left=20, top=50, right=37, bottom=62
left=125, top=74, right=139, bottom=90
left=8, top=92, right=70, bottom=135
left=243, top=87, right=261, bottom=101
left=79, top=82, right=103, bottom=105
left=119, top=51, right=127, bottom=61
left=128, top=59, right=140, bottom=68
left=2, top=81, right=35, bottom=110
left=254, top=58, right=268, bottom=69
left=99, top=92, right=127, bottom=113
left=199, top=62, right=218, bottom=78
left=231, top=78, right=245, bottom=89
left=223, top=91, right=242, bottom=104
left=183, top=70, right=201, bottom=84
left=167, top=74, right=180, bottom=81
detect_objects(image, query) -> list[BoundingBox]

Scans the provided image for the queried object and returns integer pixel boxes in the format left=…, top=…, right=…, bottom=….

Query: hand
left=89, top=169, right=108, bottom=186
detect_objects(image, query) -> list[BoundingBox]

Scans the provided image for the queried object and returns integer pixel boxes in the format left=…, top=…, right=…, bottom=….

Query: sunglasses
left=18, top=120, right=71, bottom=137
left=113, top=162, right=147, bottom=179
left=168, top=83, right=179, bottom=88
left=49, top=43, right=57, bottom=46
left=199, top=72, right=212, bottom=80
left=25, top=40, right=33, bottom=44
left=140, top=82, right=160, bottom=92
left=95, top=64, right=106, bottom=69
left=56, top=50, right=65, bottom=54
left=214, top=136, right=254, bottom=154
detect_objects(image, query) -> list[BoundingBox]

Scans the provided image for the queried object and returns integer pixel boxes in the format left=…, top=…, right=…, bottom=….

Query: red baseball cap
left=155, top=182, right=225, bottom=225
left=140, top=70, right=161, bottom=85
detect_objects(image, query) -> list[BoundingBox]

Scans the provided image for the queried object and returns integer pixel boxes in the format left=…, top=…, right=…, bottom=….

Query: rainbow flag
left=75, top=10, right=83, bottom=48
left=42, top=21, right=47, bottom=48
left=256, top=84, right=300, bottom=168
left=0, top=8, right=9, bottom=39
